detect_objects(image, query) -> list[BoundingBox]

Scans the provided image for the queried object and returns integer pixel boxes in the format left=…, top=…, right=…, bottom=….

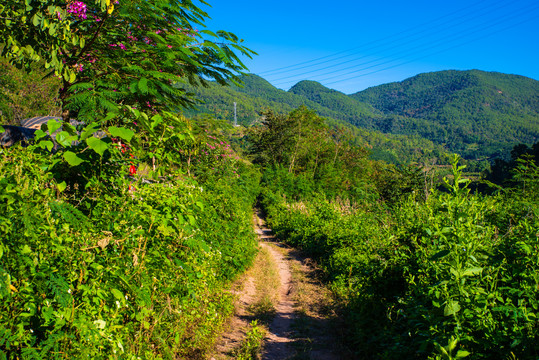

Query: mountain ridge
left=183, top=69, right=539, bottom=161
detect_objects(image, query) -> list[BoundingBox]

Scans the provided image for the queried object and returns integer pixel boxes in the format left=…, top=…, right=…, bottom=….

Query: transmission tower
left=233, top=102, right=237, bottom=126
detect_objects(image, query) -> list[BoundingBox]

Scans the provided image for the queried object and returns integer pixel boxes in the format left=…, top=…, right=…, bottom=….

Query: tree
left=0, top=0, right=255, bottom=122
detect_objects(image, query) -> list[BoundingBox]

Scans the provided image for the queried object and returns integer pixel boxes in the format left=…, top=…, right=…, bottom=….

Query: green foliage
left=262, top=156, right=539, bottom=359
left=233, top=320, right=265, bottom=360
left=0, top=114, right=261, bottom=358
left=487, top=141, right=539, bottom=190
left=249, top=107, right=376, bottom=202
left=352, top=70, right=539, bottom=159
left=185, top=70, right=539, bottom=163
left=0, top=58, right=61, bottom=124
left=1, top=0, right=255, bottom=124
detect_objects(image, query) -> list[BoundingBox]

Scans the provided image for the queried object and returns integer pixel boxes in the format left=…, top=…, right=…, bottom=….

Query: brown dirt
left=211, top=211, right=346, bottom=360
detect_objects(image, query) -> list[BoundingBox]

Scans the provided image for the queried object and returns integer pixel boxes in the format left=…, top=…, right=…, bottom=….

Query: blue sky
left=201, top=0, right=539, bottom=94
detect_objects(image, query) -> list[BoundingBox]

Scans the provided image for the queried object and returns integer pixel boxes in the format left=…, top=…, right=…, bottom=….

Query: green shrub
left=0, top=143, right=260, bottom=359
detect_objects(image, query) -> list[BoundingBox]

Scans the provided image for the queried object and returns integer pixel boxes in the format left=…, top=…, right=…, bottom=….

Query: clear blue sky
left=200, top=0, right=539, bottom=94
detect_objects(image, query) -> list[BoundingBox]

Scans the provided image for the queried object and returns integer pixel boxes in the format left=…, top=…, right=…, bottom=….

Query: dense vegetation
left=352, top=70, right=539, bottom=160
left=185, top=70, right=539, bottom=163
left=0, top=59, right=61, bottom=125
left=1, top=118, right=261, bottom=359
left=254, top=108, right=539, bottom=359
left=183, top=74, right=450, bottom=165
left=0, top=0, right=262, bottom=358
left=1, top=1, right=538, bottom=359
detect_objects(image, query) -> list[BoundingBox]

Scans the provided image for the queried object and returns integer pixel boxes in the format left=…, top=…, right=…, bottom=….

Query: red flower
left=129, top=165, right=137, bottom=175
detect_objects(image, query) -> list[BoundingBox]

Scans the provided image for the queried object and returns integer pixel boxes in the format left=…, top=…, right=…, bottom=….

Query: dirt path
left=257, top=241, right=295, bottom=359
left=211, top=210, right=345, bottom=359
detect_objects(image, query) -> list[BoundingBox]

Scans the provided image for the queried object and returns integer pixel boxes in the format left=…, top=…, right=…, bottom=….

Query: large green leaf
left=86, top=137, right=109, bottom=156
left=109, top=126, right=134, bottom=142
left=56, top=131, right=77, bottom=147
left=462, top=267, right=483, bottom=277
left=63, top=151, right=85, bottom=166
left=444, top=300, right=461, bottom=316
left=138, top=77, right=148, bottom=94
left=47, top=118, right=61, bottom=134
left=80, top=123, right=100, bottom=141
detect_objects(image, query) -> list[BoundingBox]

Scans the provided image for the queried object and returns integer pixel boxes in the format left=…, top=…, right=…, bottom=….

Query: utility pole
left=233, top=102, right=237, bottom=127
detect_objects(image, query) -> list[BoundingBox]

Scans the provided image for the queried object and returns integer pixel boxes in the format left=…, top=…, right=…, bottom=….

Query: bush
left=0, top=142, right=260, bottom=359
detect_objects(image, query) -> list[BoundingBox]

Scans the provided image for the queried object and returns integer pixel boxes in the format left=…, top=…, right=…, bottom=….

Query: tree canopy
left=0, top=0, right=255, bottom=121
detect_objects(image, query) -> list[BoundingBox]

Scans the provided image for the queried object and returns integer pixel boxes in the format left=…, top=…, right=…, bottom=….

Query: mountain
left=351, top=70, right=539, bottom=159
left=183, top=74, right=381, bottom=128
left=181, top=70, right=539, bottom=162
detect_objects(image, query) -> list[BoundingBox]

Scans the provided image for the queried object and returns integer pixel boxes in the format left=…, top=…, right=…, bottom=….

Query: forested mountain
left=182, top=75, right=446, bottom=164
left=352, top=70, right=539, bottom=159
left=182, top=70, right=539, bottom=162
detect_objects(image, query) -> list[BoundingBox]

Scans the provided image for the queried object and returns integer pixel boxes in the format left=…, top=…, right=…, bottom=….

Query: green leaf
left=47, top=118, right=61, bottom=134
left=57, top=181, right=67, bottom=193
left=102, top=111, right=118, bottom=122
left=430, top=249, right=450, bottom=261
left=63, top=151, right=85, bottom=166
left=138, top=77, right=148, bottom=94
left=69, top=70, right=76, bottom=83
left=56, top=131, right=77, bottom=147
left=444, top=300, right=461, bottom=316
left=111, top=288, right=123, bottom=300
left=34, top=129, right=46, bottom=140
left=86, top=137, right=109, bottom=156
left=63, top=123, right=77, bottom=136
left=32, top=13, right=40, bottom=26
left=455, top=350, right=471, bottom=359
left=462, top=267, right=483, bottom=277
left=80, top=123, right=100, bottom=140
left=150, top=114, right=162, bottom=130
left=109, top=126, right=134, bottom=142
left=39, top=140, right=54, bottom=152
left=0, top=125, right=4, bottom=133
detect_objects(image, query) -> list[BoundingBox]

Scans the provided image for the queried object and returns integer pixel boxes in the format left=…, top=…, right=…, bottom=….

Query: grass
left=246, top=245, right=280, bottom=323
left=233, top=320, right=265, bottom=360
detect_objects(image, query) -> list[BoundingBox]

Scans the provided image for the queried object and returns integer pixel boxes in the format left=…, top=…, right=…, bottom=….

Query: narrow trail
left=256, top=232, right=295, bottom=359
left=211, top=210, right=344, bottom=360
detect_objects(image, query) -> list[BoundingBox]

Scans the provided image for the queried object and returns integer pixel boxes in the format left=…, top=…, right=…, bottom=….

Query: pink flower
left=67, top=1, right=87, bottom=20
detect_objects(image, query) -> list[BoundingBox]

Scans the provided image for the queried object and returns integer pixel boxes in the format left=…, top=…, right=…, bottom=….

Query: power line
left=270, top=3, right=539, bottom=88
left=322, top=13, right=539, bottom=87
left=265, top=0, right=520, bottom=83
left=258, top=0, right=496, bottom=76
left=315, top=4, right=539, bottom=83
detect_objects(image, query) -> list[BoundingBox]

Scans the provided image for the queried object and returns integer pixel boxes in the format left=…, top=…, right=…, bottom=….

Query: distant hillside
left=289, top=80, right=380, bottom=128
left=181, top=70, right=539, bottom=162
left=181, top=75, right=446, bottom=164
left=351, top=70, right=539, bottom=158
left=183, top=74, right=381, bottom=128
